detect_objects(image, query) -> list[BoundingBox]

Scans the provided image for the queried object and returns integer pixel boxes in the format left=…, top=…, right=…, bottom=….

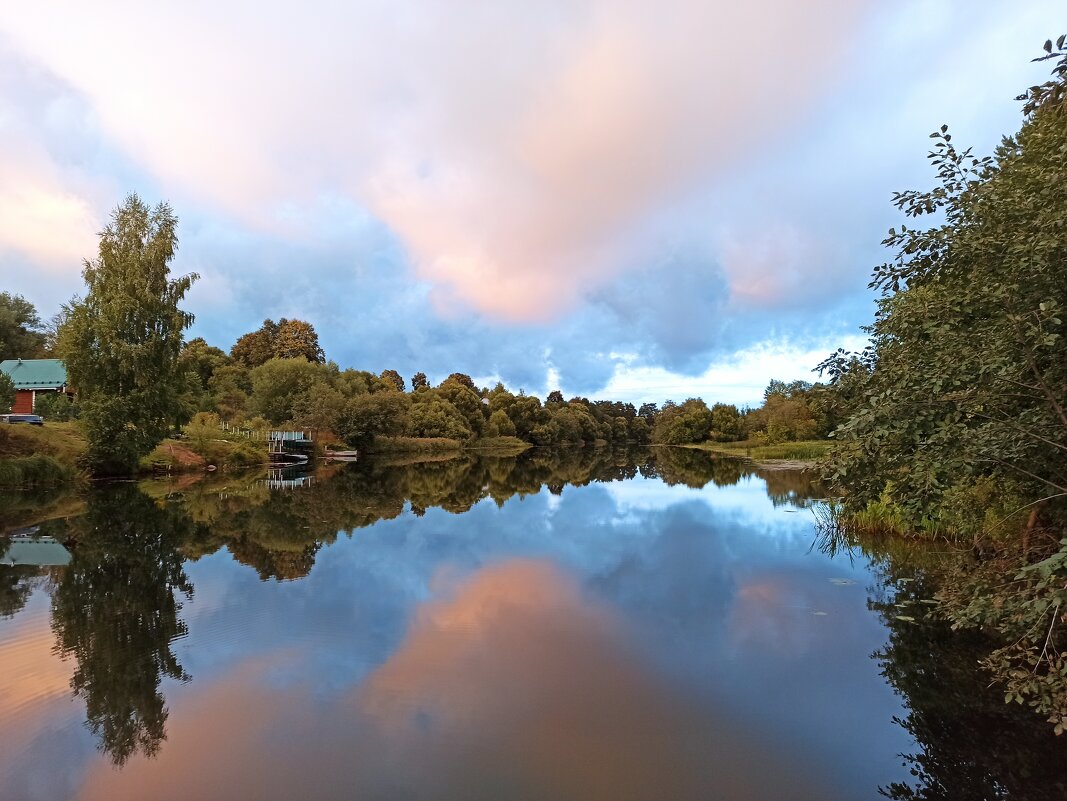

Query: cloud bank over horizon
left=0, top=1, right=1061, bottom=403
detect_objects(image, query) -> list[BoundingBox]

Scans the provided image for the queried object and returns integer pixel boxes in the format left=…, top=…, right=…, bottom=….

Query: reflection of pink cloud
left=2, top=2, right=871, bottom=321
left=74, top=559, right=828, bottom=801
left=729, top=574, right=835, bottom=654
left=0, top=611, right=77, bottom=779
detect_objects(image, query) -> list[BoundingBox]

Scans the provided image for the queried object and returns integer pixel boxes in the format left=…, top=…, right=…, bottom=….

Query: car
left=0, top=414, right=44, bottom=426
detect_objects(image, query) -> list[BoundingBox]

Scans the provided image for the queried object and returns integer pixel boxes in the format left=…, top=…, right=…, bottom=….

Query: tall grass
left=0, top=454, right=79, bottom=488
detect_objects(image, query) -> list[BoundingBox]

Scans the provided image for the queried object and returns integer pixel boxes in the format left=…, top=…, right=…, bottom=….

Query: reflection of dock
left=257, top=468, right=314, bottom=491
left=2, top=530, right=72, bottom=566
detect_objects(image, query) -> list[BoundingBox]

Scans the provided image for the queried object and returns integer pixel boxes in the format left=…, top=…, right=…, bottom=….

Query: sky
left=0, top=1, right=1061, bottom=406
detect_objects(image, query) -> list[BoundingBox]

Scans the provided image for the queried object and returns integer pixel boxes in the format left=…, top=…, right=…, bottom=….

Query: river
left=1, top=447, right=1065, bottom=800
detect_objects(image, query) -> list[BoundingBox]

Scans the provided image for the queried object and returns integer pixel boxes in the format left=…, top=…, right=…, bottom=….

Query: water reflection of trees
left=863, top=552, right=1067, bottom=800
left=170, top=446, right=824, bottom=582
left=50, top=485, right=194, bottom=766
left=3, top=446, right=822, bottom=765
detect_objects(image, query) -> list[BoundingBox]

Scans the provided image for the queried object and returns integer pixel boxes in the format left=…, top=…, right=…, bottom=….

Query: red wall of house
left=12, top=390, right=34, bottom=414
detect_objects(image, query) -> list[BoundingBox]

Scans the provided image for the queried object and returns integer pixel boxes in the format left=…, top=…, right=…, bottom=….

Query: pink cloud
left=1, top=1, right=872, bottom=320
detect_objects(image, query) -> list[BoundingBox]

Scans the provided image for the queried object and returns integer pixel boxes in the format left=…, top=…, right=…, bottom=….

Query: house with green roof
left=0, top=358, right=70, bottom=414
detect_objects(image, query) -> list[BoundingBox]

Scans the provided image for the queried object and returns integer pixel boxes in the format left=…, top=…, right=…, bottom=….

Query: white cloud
left=598, top=334, right=871, bottom=407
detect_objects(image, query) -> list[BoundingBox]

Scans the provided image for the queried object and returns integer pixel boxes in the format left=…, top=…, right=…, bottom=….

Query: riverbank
left=0, top=421, right=270, bottom=488
left=366, top=435, right=532, bottom=456
left=682, top=439, right=830, bottom=467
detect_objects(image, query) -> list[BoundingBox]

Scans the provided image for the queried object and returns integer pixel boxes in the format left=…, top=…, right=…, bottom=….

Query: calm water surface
left=2, top=448, right=1065, bottom=800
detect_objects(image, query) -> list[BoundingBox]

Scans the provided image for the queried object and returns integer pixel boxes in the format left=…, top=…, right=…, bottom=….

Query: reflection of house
left=1, top=530, right=72, bottom=566
left=0, top=358, right=71, bottom=413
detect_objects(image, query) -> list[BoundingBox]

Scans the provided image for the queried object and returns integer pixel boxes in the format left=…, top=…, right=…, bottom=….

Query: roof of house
left=1, top=535, right=72, bottom=567
left=0, top=359, right=67, bottom=390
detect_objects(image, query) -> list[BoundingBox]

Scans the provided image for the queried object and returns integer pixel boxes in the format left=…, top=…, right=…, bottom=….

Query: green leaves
left=59, top=194, right=198, bottom=475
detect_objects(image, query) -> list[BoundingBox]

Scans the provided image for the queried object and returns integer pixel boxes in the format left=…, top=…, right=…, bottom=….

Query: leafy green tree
left=336, top=368, right=392, bottom=396
left=709, top=403, right=744, bottom=442
left=485, top=408, right=517, bottom=437
left=33, top=391, right=77, bottom=421
left=0, top=371, right=14, bottom=413
left=826, top=39, right=1067, bottom=528
left=409, top=394, right=472, bottom=439
left=179, top=337, right=230, bottom=390
left=437, top=378, right=486, bottom=436
left=292, top=381, right=347, bottom=438
left=411, top=371, right=429, bottom=391
left=823, top=38, right=1067, bottom=728
left=336, top=391, right=411, bottom=449
left=208, top=364, right=251, bottom=421
left=230, top=319, right=278, bottom=367
left=248, top=357, right=328, bottom=424
left=230, top=318, right=324, bottom=367
left=274, top=318, right=325, bottom=362
left=0, top=292, right=46, bottom=360
left=652, top=399, right=713, bottom=444
left=504, top=395, right=546, bottom=440
left=58, top=194, right=198, bottom=474
left=442, top=372, right=476, bottom=392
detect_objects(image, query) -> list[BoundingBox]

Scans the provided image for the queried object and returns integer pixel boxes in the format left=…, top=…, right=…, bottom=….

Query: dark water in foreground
left=1, top=448, right=1065, bottom=801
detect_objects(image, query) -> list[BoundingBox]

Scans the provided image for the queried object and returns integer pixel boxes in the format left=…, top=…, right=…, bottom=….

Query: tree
left=485, top=408, right=517, bottom=437
left=546, top=389, right=565, bottom=405
left=179, top=337, right=230, bottom=390
left=0, top=292, right=46, bottom=360
left=58, top=194, right=198, bottom=474
left=292, top=381, right=347, bottom=439
left=823, top=38, right=1067, bottom=727
left=438, top=378, right=486, bottom=436
left=230, top=319, right=278, bottom=368
left=409, top=394, right=472, bottom=439
left=336, top=392, right=411, bottom=449
left=411, top=371, right=429, bottom=391
left=248, top=357, right=327, bottom=424
left=826, top=39, right=1067, bottom=528
left=230, top=318, right=324, bottom=367
left=208, top=364, right=251, bottom=421
left=443, top=372, right=477, bottom=392
left=380, top=369, right=406, bottom=392
left=651, top=399, right=713, bottom=445
left=274, top=318, right=325, bottom=362
left=709, top=403, right=744, bottom=442
left=0, top=371, right=14, bottom=413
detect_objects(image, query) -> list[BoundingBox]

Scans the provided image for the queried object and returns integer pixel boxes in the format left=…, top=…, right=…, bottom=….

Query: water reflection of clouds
left=0, top=469, right=911, bottom=800
left=75, top=560, right=830, bottom=801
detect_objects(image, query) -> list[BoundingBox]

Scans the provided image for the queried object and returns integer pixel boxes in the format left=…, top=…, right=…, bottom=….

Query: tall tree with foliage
left=0, top=292, right=46, bottom=360
left=824, top=39, right=1067, bottom=729
left=231, top=318, right=324, bottom=367
left=825, top=39, right=1067, bottom=531
left=59, top=194, right=198, bottom=474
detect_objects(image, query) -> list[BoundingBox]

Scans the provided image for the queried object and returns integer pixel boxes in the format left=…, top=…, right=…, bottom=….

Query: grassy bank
left=143, top=434, right=267, bottom=473
left=464, top=436, right=531, bottom=455
left=0, top=422, right=87, bottom=488
left=366, top=436, right=465, bottom=454
left=685, top=439, right=831, bottom=463
left=365, top=435, right=533, bottom=458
